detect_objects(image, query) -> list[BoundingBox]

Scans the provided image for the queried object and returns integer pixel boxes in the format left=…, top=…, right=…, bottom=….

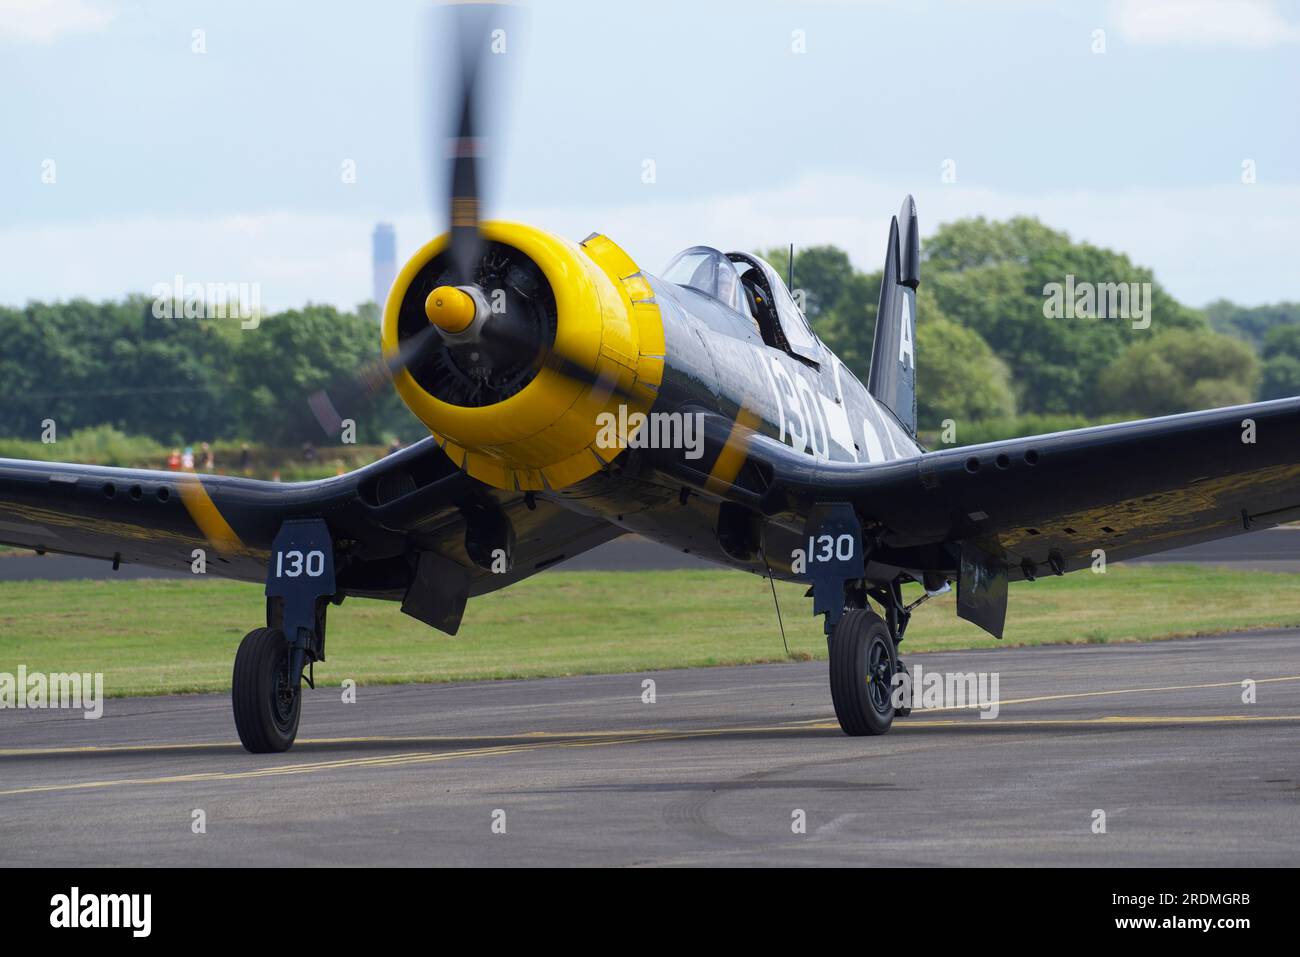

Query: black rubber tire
left=828, top=609, right=897, bottom=736
left=232, top=627, right=300, bottom=753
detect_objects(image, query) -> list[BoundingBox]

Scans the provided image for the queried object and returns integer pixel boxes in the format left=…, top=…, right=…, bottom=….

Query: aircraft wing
left=785, top=396, right=1300, bottom=566
left=0, top=437, right=622, bottom=632
left=670, top=397, right=1300, bottom=633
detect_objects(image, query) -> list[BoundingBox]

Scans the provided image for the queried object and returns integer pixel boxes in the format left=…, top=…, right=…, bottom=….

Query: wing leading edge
left=0, top=437, right=623, bottom=633
left=664, top=397, right=1300, bottom=635
left=791, top=397, right=1300, bottom=568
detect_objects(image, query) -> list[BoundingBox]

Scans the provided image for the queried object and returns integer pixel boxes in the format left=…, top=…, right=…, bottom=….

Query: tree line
left=0, top=299, right=420, bottom=447
left=1, top=216, right=1296, bottom=449
left=761, top=217, right=1299, bottom=432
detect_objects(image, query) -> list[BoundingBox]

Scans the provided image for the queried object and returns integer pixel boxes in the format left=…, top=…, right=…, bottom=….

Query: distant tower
left=372, top=222, right=397, bottom=314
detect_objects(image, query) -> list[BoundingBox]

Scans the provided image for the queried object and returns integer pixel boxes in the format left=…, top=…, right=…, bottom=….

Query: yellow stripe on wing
left=177, top=476, right=245, bottom=555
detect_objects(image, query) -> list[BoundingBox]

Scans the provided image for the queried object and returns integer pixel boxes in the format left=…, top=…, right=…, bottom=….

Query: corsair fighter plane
left=3, top=6, right=1299, bottom=751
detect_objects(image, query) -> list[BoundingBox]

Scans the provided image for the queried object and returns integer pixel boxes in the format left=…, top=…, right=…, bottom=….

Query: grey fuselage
left=543, top=273, right=920, bottom=582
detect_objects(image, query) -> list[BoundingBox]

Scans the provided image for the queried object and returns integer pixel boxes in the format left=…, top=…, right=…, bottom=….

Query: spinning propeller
left=310, top=2, right=639, bottom=439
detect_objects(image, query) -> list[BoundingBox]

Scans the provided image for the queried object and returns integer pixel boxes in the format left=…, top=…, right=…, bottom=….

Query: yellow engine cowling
left=381, top=222, right=664, bottom=491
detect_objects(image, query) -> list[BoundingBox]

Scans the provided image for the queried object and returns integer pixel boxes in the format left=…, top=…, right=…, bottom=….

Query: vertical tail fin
left=867, top=195, right=920, bottom=436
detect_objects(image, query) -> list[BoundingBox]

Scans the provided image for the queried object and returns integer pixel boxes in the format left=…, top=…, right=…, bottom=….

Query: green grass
left=0, top=425, right=167, bottom=468
left=1, top=564, right=1297, bottom=697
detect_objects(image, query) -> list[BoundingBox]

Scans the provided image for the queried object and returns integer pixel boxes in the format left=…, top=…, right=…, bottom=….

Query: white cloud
left=1111, top=0, right=1300, bottom=48
left=1, top=176, right=1297, bottom=312
left=0, top=0, right=115, bottom=44
left=0, top=212, right=376, bottom=312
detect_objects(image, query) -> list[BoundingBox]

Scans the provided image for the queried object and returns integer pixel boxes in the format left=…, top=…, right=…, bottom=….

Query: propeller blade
left=307, top=3, right=652, bottom=440
left=442, top=2, right=500, bottom=284
left=308, top=317, right=646, bottom=440
left=307, top=325, right=442, bottom=436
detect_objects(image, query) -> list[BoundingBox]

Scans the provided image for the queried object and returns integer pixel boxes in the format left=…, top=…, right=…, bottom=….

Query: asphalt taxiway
left=2, top=631, right=1298, bottom=866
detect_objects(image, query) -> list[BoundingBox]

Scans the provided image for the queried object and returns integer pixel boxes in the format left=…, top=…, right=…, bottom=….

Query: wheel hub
left=866, top=639, right=893, bottom=714
left=271, top=663, right=297, bottom=728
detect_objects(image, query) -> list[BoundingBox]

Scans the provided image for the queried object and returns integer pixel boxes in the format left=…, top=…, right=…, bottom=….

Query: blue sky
left=3, top=0, right=1299, bottom=309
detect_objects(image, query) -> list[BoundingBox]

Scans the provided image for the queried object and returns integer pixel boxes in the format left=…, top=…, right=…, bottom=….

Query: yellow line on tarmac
left=0, top=726, right=813, bottom=797
left=0, top=727, right=761, bottom=759
left=5, top=672, right=1300, bottom=761
left=889, top=714, right=1300, bottom=730
left=0, top=741, right=581, bottom=797
left=782, top=714, right=1300, bottom=731
left=8, top=672, right=1291, bottom=760
left=786, top=674, right=1300, bottom=722
left=5, top=713, right=1299, bottom=798
left=978, top=675, right=1300, bottom=711
left=0, top=741, right=238, bottom=758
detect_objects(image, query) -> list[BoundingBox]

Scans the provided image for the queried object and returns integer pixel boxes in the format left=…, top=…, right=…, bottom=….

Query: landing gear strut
left=231, top=519, right=336, bottom=753
left=798, top=505, right=919, bottom=735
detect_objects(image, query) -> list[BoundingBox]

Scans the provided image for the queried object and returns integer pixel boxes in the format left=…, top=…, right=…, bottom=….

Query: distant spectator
left=181, top=446, right=195, bottom=471
left=238, top=443, right=251, bottom=475
left=200, top=442, right=215, bottom=471
left=167, top=449, right=182, bottom=471
left=301, top=441, right=316, bottom=463
left=386, top=437, right=403, bottom=457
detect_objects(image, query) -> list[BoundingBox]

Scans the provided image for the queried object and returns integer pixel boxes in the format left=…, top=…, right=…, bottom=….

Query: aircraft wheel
left=232, top=627, right=301, bottom=753
left=828, top=609, right=897, bottom=736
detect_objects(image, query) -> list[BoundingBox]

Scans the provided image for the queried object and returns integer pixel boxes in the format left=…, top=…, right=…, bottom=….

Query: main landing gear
left=827, top=581, right=912, bottom=736
left=232, top=627, right=301, bottom=752
left=828, top=609, right=896, bottom=735
left=801, top=503, right=914, bottom=737
left=231, top=519, right=336, bottom=753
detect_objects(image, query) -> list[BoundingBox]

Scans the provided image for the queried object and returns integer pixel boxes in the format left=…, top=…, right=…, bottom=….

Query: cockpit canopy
left=661, top=245, right=822, bottom=364
left=660, top=246, right=752, bottom=318
left=728, top=252, right=821, bottom=362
